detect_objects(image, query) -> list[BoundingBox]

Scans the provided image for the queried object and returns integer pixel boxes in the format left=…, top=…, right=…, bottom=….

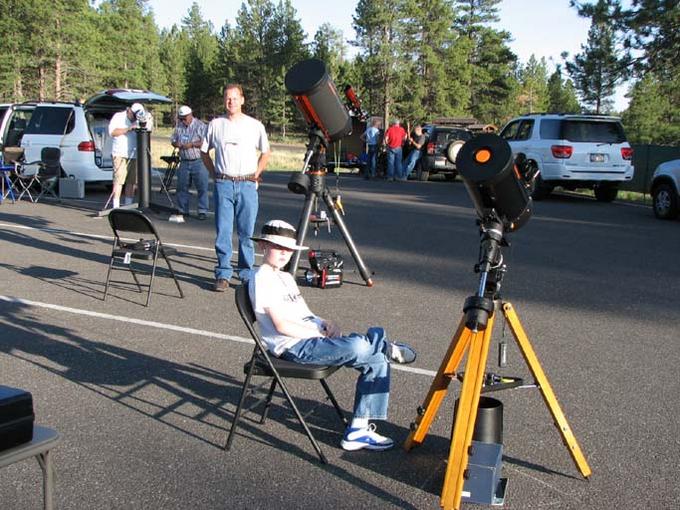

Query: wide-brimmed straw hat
left=251, top=220, right=308, bottom=251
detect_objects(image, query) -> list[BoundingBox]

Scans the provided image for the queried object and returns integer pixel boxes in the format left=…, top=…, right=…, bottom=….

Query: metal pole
left=136, top=128, right=151, bottom=209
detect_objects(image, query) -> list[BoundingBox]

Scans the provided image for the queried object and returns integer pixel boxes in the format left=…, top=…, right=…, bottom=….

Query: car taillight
left=621, top=147, right=633, bottom=160
left=551, top=145, right=573, bottom=158
left=78, top=141, right=95, bottom=152
left=427, top=142, right=436, bottom=155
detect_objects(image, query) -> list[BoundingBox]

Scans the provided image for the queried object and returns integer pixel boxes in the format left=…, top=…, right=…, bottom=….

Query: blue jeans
left=281, top=327, right=391, bottom=420
left=366, top=145, right=378, bottom=178
left=402, top=149, right=421, bottom=179
left=386, top=147, right=402, bottom=180
left=214, top=180, right=258, bottom=281
left=177, top=159, right=209, bottom=214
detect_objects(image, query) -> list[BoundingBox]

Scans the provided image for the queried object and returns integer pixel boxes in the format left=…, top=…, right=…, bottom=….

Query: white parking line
left=0, top=222, right=214, bottom=252
left=0, top=295, right=436, bottom=377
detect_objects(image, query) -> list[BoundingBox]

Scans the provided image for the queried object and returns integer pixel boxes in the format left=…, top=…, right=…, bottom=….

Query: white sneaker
left=340, top=423, right=394, bottom=451
left=389, top=342, right=417, bottom=364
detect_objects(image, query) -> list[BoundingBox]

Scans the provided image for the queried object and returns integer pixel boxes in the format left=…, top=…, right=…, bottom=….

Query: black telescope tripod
left=404, top=215, right=591, bottom=510
left=287, top=128, right=374, bottom=286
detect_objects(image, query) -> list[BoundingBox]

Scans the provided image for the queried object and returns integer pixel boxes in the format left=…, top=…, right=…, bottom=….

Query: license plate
left=590, top=153, right=606, bottom=163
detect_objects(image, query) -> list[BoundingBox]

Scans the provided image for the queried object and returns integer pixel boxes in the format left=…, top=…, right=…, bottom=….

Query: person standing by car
left=402, top=124, right=426, bottom=180
left=360, top=118, right=381, bottom=180
left=201, top=84, right=271, bottom=292
left=171, top=105, right=209, bottom=220
left=108, top=103, right=151, bottom=209
left=384, top=119, right=407, bottom=181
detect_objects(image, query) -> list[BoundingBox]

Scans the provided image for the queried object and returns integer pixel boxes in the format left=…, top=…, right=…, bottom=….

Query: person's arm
left=200, top=123, right=215, bottom=177
left=265, top=306, right=326, bottom=340
left=254, top=150, right=271, bottom=181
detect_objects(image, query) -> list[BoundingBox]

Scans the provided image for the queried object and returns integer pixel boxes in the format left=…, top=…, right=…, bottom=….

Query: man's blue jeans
left=386, top=147, right=402, bottom=180
left=177, top=159, right=209, bottom=214
left=214, top=180, right=258, bottom=281
left=402, top=149, right=421, bottom=179
left=366, top=145, right=378, bottom=178
left=281, top=327, right=391, bottom=420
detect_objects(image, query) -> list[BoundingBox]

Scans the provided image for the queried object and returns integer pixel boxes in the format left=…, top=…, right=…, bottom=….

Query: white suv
left=20, top=89, right=170, bottom=183
left=500, top=114, right=634, bottom=201
left=650, top=159, right=680, bottom=220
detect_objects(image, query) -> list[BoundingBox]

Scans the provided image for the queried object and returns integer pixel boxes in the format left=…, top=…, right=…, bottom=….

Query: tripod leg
left=441, top=313, right=496, bottom=510
left=321, top=188, right=373, bottom=286
left=289, top=191, right=316, bottom=276
left=502, top=302, right=592, bottom=478
left=404, top=316, right=470, bottom=450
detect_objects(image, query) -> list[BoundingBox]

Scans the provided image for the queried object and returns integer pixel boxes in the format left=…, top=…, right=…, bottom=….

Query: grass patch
left=149, top=137, right=307, bottom=172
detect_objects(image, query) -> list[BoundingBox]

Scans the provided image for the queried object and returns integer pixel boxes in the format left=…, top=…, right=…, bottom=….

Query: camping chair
left=103, top=209, right=184, bottom=307
left=14, top=147, right=61, bottom=203
left=226, top=284, right=348, bottom=464
left=160, top=149, right=179, bottom=192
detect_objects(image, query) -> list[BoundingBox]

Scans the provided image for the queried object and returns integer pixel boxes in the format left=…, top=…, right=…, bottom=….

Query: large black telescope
left=284, top=58, right=352, bottom=144
left=453, top=134, right=537, bottom=232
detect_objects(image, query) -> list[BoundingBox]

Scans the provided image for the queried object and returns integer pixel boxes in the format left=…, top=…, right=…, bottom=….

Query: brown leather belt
left=214, top=173, right=257, bottom=182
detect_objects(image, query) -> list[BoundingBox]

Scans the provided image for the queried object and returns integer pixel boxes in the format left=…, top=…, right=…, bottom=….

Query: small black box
left=0, top=385, right=35, bottom=452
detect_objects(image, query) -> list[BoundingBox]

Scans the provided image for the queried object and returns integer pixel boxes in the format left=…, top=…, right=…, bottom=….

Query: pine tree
left=517, top=56, right=549, bottom=113
left=452, top=0, right=518, bottom=124
left=566, top=1, right=623, bottom=114
left=547, top=65, right=581, bottom=114
left=352, top=0, right=405, bottom=125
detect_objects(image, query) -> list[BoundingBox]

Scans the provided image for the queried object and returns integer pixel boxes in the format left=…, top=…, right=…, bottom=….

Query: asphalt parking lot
left=1, top=172, right=679, bottom=509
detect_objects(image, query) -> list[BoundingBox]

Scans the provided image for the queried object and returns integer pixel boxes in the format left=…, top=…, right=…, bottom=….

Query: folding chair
left=103, top=209, right=184, bottom=307
left=14, top=147, right=61, bottom=203
left=226, top=284, right=348, bottom=463
left=160, top=150, right=179, bottom=191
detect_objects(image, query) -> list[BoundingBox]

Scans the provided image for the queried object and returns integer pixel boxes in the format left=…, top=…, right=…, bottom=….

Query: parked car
left=416, top=124, right=474, bottom=181
left=0, top=103, right=36, bottom=151
left=650, top=159, right=680, bottom=220
left=499, top=113, right=634, bottom=201
left=19, top=89, right=171, bottom=184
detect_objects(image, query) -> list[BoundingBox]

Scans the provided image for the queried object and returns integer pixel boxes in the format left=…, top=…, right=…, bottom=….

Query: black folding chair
left=226, top=284, right=348, bottom=464
left=14, top=147, right=61, bottom=203
left=103, top=209, right=184, bottom=307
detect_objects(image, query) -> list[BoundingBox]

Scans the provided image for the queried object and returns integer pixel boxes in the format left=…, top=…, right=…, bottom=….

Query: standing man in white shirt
left=108, top=102, right=152, bottom=209
left=201, top=84, right=271, bottom=292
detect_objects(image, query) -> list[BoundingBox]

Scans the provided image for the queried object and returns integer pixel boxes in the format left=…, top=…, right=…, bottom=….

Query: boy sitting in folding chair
left=249, top=220, right=416, bottom=451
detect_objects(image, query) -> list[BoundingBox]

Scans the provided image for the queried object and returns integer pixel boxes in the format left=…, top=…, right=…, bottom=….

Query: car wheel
left=594, top=184, right=618, bottom=202
left=652, top=183, right=679, bottom=219
left=416, top=167, right=429, bottom=181
left=531, top=175, right=553, bottom=200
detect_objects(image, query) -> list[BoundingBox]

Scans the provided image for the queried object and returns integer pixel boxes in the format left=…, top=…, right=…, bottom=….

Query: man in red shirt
left=384, top=119, right=407, bottom=181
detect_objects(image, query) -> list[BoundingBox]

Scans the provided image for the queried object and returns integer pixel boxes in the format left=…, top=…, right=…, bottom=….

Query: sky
left=147, top=0, right=629, bottom=111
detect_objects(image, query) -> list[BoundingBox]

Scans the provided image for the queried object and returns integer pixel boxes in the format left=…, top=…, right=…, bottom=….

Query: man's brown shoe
left=214, top=279, right=229, bottom=292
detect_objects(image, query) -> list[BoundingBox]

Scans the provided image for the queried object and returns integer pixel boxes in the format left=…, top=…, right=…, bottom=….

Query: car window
left=500, top=120, right=521, bottom=140
left=539, top=119, right=561, bottom=139
left=25, top=106, right=75, bottom=135
left=562, top=120, right=626, bottom=143
left=0, top=107, right=8, bottom=124
left=516, top=120, right=534, bottom=141
left=5, top=108, right=35, bottom=147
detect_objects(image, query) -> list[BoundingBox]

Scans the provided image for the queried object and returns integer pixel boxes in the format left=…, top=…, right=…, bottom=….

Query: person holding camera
left=402, top=124, right=426, bottom=180
left=108, top=103, right=153, bottom=209
left=171, top=105, right=209, bottom=220
left=201, top=84, right=271, bottom=291
left=249, top=219, right=417, bottom=451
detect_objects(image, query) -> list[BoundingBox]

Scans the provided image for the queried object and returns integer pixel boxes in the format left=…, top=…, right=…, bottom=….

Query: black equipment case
left=0, top=385, right=35, bottom=452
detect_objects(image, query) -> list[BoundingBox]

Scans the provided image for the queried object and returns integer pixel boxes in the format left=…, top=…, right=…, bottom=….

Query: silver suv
left=650, top=159, right=680, bottom=220
left=500, top=114, right=634, bottom=201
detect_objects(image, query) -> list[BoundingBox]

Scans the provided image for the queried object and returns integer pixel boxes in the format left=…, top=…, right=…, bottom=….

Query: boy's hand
left=322, top=320, right=341, bottom=338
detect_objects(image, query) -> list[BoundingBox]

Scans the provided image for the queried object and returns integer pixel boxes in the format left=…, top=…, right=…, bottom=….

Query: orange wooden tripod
left=403, top=300, right=591, bottom=510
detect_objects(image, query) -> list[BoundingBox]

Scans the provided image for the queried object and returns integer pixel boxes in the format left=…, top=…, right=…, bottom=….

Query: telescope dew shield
left=456, top=134, right=533, bottom=232
left=285, top=59, right=352, bottom=143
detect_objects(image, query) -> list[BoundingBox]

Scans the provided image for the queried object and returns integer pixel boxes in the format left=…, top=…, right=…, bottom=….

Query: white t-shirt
left=108, top=110, right=154, bottom=159
left=249, top=265, right=323, bottom=356
left=201, top=114, right=270, bottom=177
